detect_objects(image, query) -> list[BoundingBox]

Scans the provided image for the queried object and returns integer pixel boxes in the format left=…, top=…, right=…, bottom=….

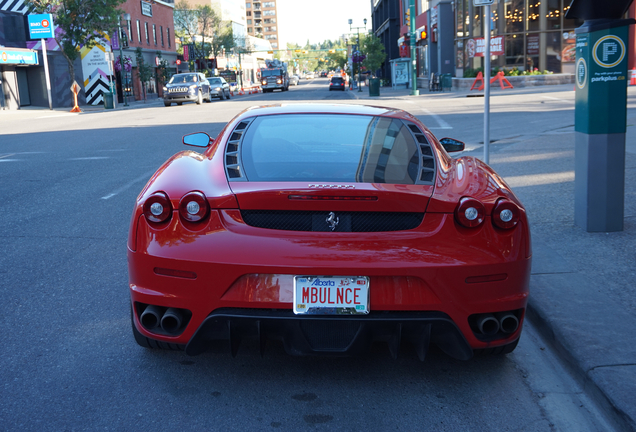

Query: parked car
left=163, top=73, right=211, bottom=107
left=289, top=75, right=300, bottom=86
left=305, top=72, right=315, bottom=79
left=128, top=104, right=531, bottom=360
left=207, top=77, right=231, bottom=100
left=329, top=76, right=346, bottom=91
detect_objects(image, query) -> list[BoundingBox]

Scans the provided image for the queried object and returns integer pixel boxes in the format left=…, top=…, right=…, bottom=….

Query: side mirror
left=183, top=132, right=212, bottom=148
left=439, top=138, right=465, bottom=153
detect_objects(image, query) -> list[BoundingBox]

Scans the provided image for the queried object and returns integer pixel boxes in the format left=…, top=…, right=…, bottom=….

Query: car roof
left=236, top=104, right=408, bottom=119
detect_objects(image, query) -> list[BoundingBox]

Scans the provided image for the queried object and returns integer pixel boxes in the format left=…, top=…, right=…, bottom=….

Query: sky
left=275, top=0, right=373, bottom=47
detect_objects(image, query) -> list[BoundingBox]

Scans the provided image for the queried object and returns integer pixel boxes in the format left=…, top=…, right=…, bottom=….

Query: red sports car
left=128, top=104, right=531, bottom=360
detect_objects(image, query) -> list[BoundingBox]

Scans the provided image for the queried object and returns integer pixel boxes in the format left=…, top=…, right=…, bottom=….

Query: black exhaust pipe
left=476, top=314, right=500, bottom=336
left=161, top=308, right=183, bottom=334
left=496, top=312, right=519, bottom=334
left=140, top=305, right=163, bottom=330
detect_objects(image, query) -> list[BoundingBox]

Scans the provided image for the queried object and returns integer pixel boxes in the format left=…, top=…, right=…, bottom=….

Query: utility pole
left=410, top=0, right=418, bottom=95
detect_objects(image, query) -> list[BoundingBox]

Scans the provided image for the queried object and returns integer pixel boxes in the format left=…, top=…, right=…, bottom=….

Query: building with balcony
left=245, top=1, right=279, bottom=49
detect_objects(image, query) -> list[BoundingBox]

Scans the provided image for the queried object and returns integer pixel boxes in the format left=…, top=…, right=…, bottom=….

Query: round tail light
left=143, top=192, right=172, bottom=224
left=455, top=197, right=485, bottom=228
left=492, top=199, right=520, bottom=229
left=179, top=191, right=210, bottom=223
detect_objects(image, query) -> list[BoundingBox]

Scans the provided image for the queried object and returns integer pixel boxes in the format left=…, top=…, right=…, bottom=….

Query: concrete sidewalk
left=352, top=84, right=636, bottom=431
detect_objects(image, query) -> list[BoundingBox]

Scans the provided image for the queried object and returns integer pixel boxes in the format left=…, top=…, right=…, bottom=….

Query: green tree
left=25, top=0, right=125, bottom=104
left=155, top=50, right=170, bottom=87
left=135, top=47, right=154, bottom=102
left=174, top=1, right=222, bottom=69
left=361, top=34, right=386, bottom=77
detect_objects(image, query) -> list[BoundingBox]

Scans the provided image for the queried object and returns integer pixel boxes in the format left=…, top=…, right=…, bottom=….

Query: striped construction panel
left=0, top=0, right=28, bottom=14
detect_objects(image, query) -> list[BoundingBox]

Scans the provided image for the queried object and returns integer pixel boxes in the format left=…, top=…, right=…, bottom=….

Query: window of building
left=271, top=42, right=278, bottom=48
left=128, top=20, right=133, bottom=42
left=246, top=3, right=251, bottom=8
left=247, top=19, right=252, bottom=24
left=263, top=1, right=275, bottom=7
left=255, top=11, right=261, bottom=18
left=247, top=11, right=252, bottom=16
left=263, top=10, right=275, bottom=16
left=153, top=24, right=157, bottom=45
left=160, top=26, right=164, bottom=46
left=136, top=20, right=141, bottom=43
left=167, top=28, right=171, bottom=48
left=264, top=18, right=276, bottom=24
left=145, top=22, right=150, bottom=44
left=248, top=27, right=253, bottom=33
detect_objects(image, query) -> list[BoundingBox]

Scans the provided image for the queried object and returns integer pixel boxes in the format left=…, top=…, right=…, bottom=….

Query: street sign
left=473, top=0, right=495, bottom=5
left=27, top=14, right=54, bottom=39
left=176, top=59, right=181, bottom=65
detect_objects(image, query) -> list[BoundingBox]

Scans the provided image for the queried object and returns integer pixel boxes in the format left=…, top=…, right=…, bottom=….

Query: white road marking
left=101, top=170, right=156, bottom=200
left=69, top=157, right=110, bottom=160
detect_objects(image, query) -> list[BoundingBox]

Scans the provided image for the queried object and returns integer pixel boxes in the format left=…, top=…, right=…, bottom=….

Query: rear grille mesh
left=240, top=210, right=424, bottom=232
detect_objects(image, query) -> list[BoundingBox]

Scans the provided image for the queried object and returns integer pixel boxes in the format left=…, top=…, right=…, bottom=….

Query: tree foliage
left=361, top=33, right=387, bottom=76
left=135, top=47, right=154, bottom=102
left=174, top=0, right=233, bottom=67
left=25, top=0, right=125, bottom=88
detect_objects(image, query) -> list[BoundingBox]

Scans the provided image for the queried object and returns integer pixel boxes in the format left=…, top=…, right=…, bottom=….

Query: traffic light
left=405, top=9, right=410, bottom=26
left=420, top=26, right=427, bottom=41
left=404, top=32, right=410, bottom=47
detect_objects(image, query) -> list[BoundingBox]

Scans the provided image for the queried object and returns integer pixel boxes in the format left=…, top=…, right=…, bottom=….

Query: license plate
left=293, top=276, right=369, bottom=315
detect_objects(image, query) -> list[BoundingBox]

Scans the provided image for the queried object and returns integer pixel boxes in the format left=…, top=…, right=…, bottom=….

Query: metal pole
left=118, top=23, right=128, bottom=107
left=41, top=38, right=53, bottom=110
left=358, top=31, right=362, bottom=92
left=410, top=0, right=418, bottom=95
left=483, top=4, right=491, bottom=164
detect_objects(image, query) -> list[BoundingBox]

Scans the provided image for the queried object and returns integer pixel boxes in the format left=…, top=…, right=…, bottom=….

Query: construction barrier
left=470, top=71, right=513, bottom=91
left=231, top=85, right=262, bottom=96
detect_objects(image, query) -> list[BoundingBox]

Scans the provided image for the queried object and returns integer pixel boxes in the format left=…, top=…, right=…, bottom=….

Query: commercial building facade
left=245, top=0, right=279, bottom=49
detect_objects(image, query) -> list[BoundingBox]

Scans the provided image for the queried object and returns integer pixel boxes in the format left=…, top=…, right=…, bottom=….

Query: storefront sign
left=468, top=36, right=504, bottom=57
left=141, top=1, right=152, bottom=17
left=527, top=35, right=540, bottom=56
left=0, top=49, right=39, bottom=65
left=28, top=14, right=54, bottom=39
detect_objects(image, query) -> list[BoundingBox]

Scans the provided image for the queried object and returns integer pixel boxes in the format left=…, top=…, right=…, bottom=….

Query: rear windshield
left=262, top=69, right=283, bottom=77
left=209, top=78, right=223, bottom=85
left=331, top=77, right=344, bottom=83
left=239, top=114, right=421, bottom=184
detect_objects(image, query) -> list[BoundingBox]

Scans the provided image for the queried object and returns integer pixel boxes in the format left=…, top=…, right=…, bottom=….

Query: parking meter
left=568, top=0, right=635, bottom=232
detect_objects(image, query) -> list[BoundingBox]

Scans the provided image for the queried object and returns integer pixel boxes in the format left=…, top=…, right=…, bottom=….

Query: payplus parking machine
left=569, top=0, right=635, bottom=232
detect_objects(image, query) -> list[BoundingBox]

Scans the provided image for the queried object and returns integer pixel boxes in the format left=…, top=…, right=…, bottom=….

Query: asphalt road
left=0, top=79, right=619, bottom=431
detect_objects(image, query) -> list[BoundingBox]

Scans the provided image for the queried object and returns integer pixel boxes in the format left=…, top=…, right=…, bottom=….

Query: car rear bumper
left=185, top=308, right=475, bottom=360
left=128, top=210, right=531, bottom=357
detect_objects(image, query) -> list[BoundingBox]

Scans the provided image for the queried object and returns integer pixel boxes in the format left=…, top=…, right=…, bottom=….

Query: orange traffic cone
left=630, top=69, right=636, bottom=86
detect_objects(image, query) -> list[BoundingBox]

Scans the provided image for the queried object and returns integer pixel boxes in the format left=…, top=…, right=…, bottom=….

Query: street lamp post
left=348, top=18, right=367, bottom=92
left=118, top=13, right=131, bottom=107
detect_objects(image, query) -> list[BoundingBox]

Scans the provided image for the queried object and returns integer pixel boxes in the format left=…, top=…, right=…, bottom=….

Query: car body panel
left=128, top=104, right=531, bottom=359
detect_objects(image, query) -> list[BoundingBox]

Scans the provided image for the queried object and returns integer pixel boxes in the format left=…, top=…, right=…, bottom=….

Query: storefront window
left=547, top=0, right=561, bottom=29
left=457, top=0, right=465, bottom=37
left=527, top=0, right=540, bottom=31
left=545, top=31, right=561, bottom=72
left=504, top=0, right=524, bottom=34
left=505, top=34, right=524, bottom=67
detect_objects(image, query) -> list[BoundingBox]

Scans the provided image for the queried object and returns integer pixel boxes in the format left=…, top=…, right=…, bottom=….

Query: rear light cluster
left=454, top=197, right=520, bottom=230
left=142, top=191, right=210, bottom=225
